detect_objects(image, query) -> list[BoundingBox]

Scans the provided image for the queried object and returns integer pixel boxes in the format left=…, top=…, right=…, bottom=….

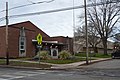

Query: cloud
left=0, top=0, right=83, bottom=37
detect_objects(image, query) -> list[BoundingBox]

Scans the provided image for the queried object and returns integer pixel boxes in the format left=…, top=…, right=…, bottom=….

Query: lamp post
left=6, top=2, right=9, bottom=65
left=84, top=0, right=89, bottom=65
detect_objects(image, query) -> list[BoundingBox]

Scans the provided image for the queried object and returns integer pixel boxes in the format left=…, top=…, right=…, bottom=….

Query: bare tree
left=87, top=23, right=101, bottom=53
left=87, top=0, right=120, bottom=55
left=113, top=33, right=120, bottom=41
left=75, top=23, right=101, bottom=53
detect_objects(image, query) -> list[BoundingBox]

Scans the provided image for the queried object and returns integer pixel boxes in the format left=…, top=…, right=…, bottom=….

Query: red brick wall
left=14, top=21, right=50, bottom=38
left=7, top=21, right=50, bottom=58
left=14, top=21, right=50, bottom=57
left=0, top=27, right=6, bottom=57
left=0, top=21, right=73, bottom=58
left=51, top=36, right=66, bottom=43
left=25, top=29, right=36, bottom=57
left=8, top=27, right=19, bottom=57
left=50, top=36, right=73, bottom=53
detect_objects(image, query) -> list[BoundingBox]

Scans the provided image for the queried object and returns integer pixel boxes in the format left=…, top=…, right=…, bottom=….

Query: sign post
left=37, top=33, right=42, bottom=66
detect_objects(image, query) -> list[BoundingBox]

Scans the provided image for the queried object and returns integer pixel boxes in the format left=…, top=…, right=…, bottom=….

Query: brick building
left=0, top=21, right=73, bottom=58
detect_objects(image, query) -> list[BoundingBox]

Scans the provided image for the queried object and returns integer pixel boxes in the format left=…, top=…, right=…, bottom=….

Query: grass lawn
left=0, top=59, right=51, bottom=68
left=13, top=56, right=95, bottom=64
left=75, top=53, right=111, bottom=58
left=41, top=59, right=82, bottom=64
left=0, top=57, right=94, bottom=65
left=0, top=55, right=98, bottom=65
left=40, top=57, right=95, bottom=64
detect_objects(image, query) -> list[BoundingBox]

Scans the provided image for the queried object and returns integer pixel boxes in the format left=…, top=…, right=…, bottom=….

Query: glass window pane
left=21, top=46, right=24, bottom=49
left=21, top=42, right=24, bottom=45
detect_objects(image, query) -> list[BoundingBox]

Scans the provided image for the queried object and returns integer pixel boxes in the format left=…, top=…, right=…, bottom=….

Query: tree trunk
left=102, top=37, right=108, bottom=55
left=94, top=47, right=98, bottom=53
left=92, top=46, right=97, bottom=53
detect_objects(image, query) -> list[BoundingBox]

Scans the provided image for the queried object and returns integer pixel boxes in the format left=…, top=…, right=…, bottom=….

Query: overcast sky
left=0, top=0, right=84, bottom=37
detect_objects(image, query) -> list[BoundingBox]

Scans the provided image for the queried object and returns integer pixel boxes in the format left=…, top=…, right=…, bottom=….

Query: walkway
left=50, top=58, right=111, bottom=69
left=7, top=58, right=111, bottom=69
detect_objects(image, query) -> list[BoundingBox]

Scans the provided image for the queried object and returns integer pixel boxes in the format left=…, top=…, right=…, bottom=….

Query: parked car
left=111, top=50, right=120, bottom=59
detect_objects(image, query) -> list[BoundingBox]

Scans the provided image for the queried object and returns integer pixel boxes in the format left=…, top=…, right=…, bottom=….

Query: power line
left=0, top=0, right=120, bottom=21
left=0, top=0, right=55, bottom=13
left=27, top=0, right=54, bottom=4
left=0, top=17, right=5, bottom=22
left=8, top=0, right=120, bottom=19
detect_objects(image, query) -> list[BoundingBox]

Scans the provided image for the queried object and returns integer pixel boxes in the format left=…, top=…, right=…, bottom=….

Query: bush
left=59, top=50, right=71, bottom=60
left=67, top=56, right=77, bottom=60
left=33, top=51, right=51, bottom=60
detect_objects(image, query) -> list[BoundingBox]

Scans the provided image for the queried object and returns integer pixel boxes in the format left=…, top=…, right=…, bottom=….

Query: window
left=19, top=37, right=26, bottom=50
left=20, top=46, right=24, bottom=49
left=21, top=42, right=24, bottom=45
left=19, top=27, right=26, bottom=55
left=20, top=27, right=25, bottom=37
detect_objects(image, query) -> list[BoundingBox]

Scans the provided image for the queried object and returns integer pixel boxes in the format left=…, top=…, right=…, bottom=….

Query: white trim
left=32, top=39, right=58, bottom=43
left=51, top=48, right=58, bottom=59
left=19, top=37, right=26, bottom=57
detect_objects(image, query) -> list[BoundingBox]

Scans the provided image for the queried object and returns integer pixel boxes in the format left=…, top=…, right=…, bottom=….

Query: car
left=111, top=50, right=120, bottom=59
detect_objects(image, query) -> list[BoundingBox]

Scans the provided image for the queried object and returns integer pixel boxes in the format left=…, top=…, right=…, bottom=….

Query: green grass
left=75, top=53, right=111, bottom=58
left=0, top=56, right=97, bottom=65
left=41, top=59, right=76, bottom=64
left=40, top=57, right=95, bottom=64
left=0, top=58, right=84, bottom=65
left=75, top=53, right=86, bottom=57
left=0, top=59, right=6, bottom=64
left=10, top=61, right=51, bottom=68
left=93, top=54, right=111, bottom=58
left=0, top=59, right=51, bottom=68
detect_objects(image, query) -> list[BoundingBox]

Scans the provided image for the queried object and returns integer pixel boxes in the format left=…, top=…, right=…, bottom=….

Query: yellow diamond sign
left=37, top=33, right=42, bottom=45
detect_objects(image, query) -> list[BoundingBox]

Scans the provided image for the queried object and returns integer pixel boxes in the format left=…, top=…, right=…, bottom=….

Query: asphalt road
left=81, top=59, right=120, bottom=69
left=0, top=59, right=120, bottom=80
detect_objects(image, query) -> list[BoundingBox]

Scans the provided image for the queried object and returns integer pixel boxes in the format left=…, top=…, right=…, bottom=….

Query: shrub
left=59, top=50, right=71, bottom=60
left=34, top=51, right=51, bottom=60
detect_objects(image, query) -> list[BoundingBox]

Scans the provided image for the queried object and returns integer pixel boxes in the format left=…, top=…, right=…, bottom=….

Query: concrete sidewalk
left=1, top=58, right=111, bottom=70
left=50, top=58, right=112, bottom=69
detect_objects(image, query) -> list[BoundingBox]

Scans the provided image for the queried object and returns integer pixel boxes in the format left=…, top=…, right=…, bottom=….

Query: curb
left=0, top=58, right=112, bottom=70
left=80, top=58, right=112, bottom=66
left=0, top=65, right=51, bottom=70
left=50, top=58, right=112, bottom=69
left=0, top=65, right=67, bottom=70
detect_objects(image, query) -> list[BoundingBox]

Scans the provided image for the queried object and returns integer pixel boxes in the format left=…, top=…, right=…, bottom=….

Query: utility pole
left=73, top=0, right=76, bottom=56
left=6, top=2, right=9, bottom=65
left=84, top=0, right=89, bottom=65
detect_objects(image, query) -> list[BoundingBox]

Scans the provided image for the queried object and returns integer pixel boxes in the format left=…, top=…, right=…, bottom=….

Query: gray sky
left=0, top=0, right=84, bottom=37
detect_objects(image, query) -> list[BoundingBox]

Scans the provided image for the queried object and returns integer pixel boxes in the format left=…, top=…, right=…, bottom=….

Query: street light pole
left=84, top=0, right=89, bottom=65
left=6, top=2, right=9, bottom=65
